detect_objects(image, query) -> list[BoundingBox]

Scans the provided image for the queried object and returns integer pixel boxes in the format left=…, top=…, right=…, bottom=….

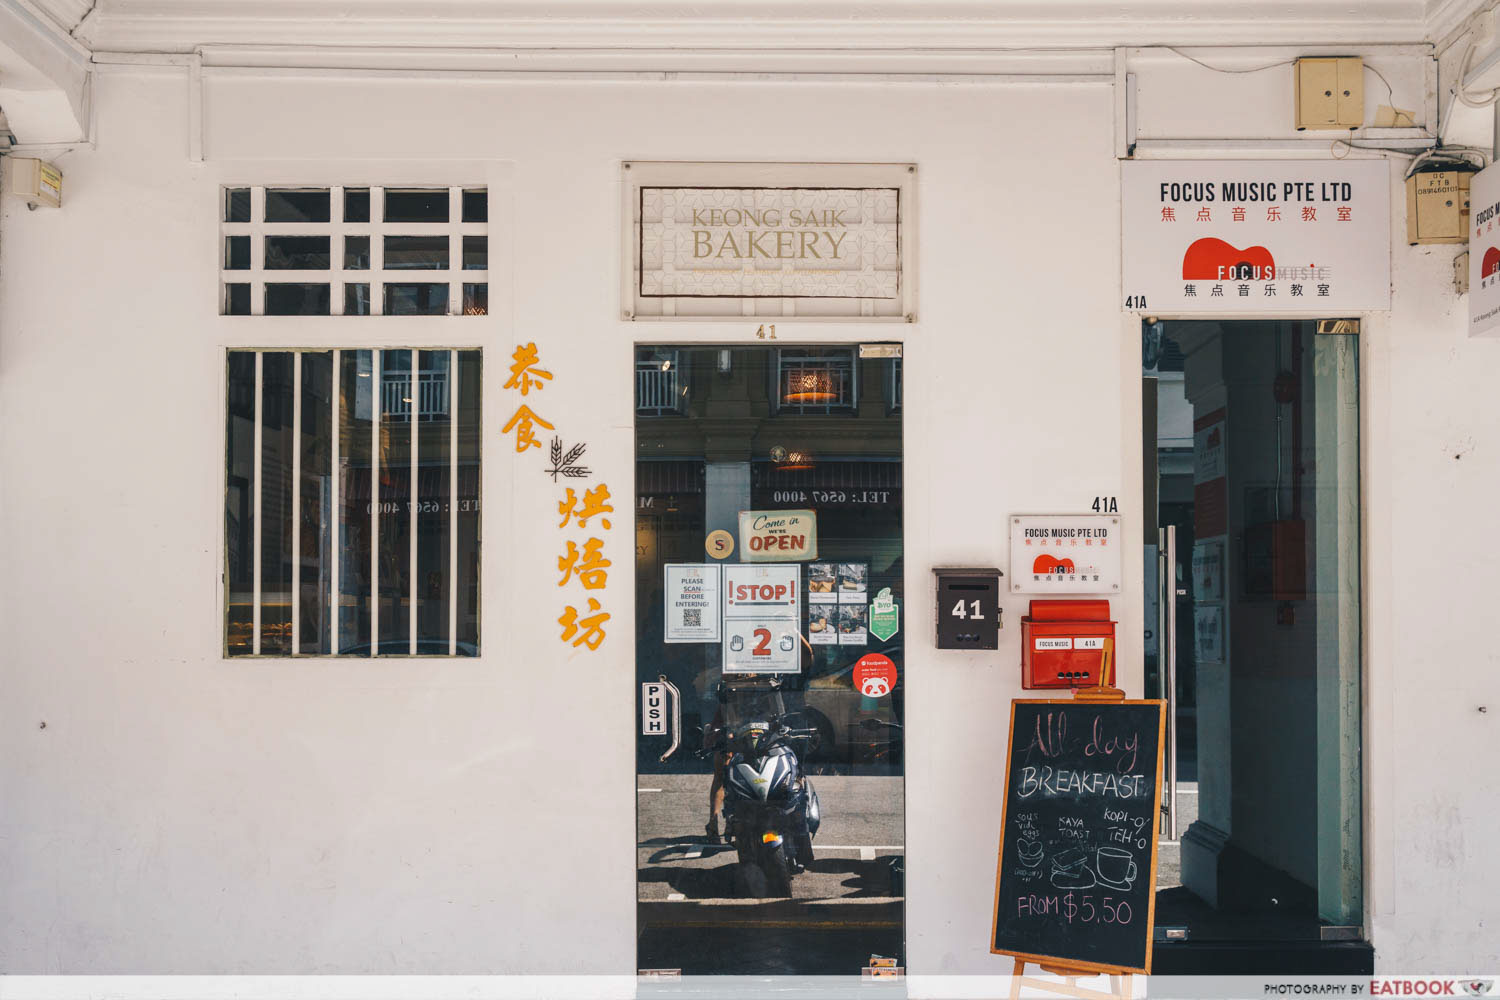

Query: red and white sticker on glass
left=722, top=564, right=802, bottom=674
left=853, top=653, right=897, bottom=698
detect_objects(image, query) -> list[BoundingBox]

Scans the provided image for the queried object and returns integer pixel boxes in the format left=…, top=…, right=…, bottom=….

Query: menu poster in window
left=1193, top=410, right=1228, bottom=539
left=992, top=699, right=1166, bottom=975
left=837, top=562, right=868, bottom=603
left=663, top=563, right=720, bottom=643
left=808, top=605, right=838, bottom=646
left=723, top=564, right=802, bottom=674
left=1195, top=605, right=1225, bottom=664
left=808, top=562, right=839, bottom=605
left=1009, top=515, right=1123, bottom=594
left=1191, top=540, right=1225, bottom=603
left=838, top=604, right=868, bottom=645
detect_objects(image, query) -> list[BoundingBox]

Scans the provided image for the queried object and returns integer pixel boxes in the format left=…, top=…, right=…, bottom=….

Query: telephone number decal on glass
left=771, top=490, right=893, bottom=505
left=366, top=499, right=481, bottom=515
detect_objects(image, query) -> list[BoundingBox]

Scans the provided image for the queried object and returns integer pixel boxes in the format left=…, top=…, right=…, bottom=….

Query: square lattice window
left=221, top=187, right=487, bottom=316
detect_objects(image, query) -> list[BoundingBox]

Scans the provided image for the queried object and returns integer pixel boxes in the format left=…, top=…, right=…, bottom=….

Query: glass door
left=1143, top=320, right=1363, bottom=953
left=634, top=345, right=905, bottom=976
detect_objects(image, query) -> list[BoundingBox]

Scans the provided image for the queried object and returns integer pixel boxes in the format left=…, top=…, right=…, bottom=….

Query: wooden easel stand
left=1008, top=958, right=1132, bottom=1000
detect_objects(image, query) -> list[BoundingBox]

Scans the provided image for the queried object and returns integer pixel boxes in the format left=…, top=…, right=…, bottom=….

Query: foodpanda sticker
left=853, top=653, right=897, bottom=698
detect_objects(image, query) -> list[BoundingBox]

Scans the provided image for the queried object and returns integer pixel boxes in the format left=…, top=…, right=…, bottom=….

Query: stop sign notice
left=854, top=653, right=897, bottom=698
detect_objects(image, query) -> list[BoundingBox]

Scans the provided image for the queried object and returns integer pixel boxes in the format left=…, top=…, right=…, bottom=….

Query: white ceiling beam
left=0, top=0, right=90, bottom=143
left=76, top=1, right=1436, bottom=53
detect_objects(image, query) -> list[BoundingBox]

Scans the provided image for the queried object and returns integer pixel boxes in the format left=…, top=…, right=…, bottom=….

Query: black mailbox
left=934, top=567, right=1003, bottom=650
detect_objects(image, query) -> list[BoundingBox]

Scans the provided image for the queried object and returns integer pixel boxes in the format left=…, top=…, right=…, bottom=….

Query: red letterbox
left=1020, top=600, right=1116, bottom=689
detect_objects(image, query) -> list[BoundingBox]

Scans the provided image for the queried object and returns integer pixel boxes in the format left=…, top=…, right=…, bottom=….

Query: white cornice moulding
left=76, top=8, right=1438, bottom=55
left=1428, top=0, right=1492, bottom=51
left=159, top=46, right=1118, bottom=78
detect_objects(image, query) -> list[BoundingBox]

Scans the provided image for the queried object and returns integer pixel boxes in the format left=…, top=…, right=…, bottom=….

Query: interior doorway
left=634, top=344, right=905, bottom=976
left=1142, top=319, right=1369, bottom=973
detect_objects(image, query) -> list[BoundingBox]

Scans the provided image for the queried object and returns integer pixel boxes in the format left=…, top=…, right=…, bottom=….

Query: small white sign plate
left=722, top=564, right=802, bottom=674
left=664, top=563, right=720, bottom=643
left=1009, top=515, right=1123, bottom=594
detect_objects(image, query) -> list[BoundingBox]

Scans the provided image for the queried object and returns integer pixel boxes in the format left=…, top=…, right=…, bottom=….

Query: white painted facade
left=1, top=1, right=1498, bottom=985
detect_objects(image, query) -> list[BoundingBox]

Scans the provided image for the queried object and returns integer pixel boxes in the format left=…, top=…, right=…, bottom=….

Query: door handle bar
left=659, top=674, right=682, bottom=763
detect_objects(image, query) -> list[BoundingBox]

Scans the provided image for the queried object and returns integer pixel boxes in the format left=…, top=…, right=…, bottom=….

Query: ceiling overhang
left=67, top=1, right=1456, bottom=53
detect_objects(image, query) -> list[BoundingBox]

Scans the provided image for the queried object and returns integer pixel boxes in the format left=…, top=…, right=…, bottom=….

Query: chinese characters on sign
left=501, top=341, right=615, bottom=652
left=1008, top=515, right=1123, bottom=595
left=1122, top=161, right=1391, bottom=314
left=501, top=343, right=554, bottom=453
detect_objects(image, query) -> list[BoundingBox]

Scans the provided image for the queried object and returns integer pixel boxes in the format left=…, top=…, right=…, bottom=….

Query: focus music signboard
left=623, top=161, right=917, bottom=320
left=1121, top=160, right=1391, bottom=314
left=1469, top=162, right=1500, bottom=337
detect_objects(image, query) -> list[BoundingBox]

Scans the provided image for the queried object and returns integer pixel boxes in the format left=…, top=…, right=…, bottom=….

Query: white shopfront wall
left=1, top=17, right=1499, bottom=988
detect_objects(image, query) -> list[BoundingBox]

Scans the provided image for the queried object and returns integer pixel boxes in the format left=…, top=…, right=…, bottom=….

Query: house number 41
left=951, top=599, right=985, bottom=620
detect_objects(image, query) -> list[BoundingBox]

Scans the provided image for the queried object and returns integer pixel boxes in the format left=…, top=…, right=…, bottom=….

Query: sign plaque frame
left=623, top=161, right=918, bottom=321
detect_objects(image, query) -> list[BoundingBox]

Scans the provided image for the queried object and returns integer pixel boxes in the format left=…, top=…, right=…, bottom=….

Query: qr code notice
left=683, top=608, right=702, bottom=628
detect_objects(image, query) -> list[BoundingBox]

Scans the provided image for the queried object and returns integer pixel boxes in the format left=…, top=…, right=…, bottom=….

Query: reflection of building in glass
left=635, top=345, right=903, bottom=774
left=225, top=348, right=482, bottom=657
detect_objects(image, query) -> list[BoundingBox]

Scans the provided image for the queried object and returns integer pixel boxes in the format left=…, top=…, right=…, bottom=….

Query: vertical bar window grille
left=634, top=348, right=685, bottom=416
left=220, top=187, right=488, bottom=316
left=225, top=348, right=483, bottom=656
left=774, top=348, right=858, bottom=415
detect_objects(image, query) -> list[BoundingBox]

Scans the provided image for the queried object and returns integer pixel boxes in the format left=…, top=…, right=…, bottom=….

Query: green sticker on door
left=869, top=587, right=900, bottom=642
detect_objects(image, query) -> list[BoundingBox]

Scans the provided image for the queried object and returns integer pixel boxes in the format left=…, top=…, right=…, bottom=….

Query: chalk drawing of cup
left=1095, top=847, right=1137, bottom=890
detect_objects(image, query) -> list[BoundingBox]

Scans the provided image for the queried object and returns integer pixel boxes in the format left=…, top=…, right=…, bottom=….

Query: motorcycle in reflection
left=699, top=678, right=821, bottom=898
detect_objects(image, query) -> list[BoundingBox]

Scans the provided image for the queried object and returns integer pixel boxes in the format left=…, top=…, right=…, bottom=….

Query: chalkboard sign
left=991, top=698, right=1166, bottom=975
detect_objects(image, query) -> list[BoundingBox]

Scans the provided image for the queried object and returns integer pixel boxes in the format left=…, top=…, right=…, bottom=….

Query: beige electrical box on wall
left=4, top=157, right=63, bottom=208
left=1294, top=57, right=1364, bottom=130
left=1405, top=170, right=1472, bottom=245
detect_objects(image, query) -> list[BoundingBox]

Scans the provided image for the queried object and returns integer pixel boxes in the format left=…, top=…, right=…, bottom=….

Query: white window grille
left=635, top=348, right=685, bottom=415
left=221, top=186, right=488, bottom=316
left=224, top=348, right=483, bottom=657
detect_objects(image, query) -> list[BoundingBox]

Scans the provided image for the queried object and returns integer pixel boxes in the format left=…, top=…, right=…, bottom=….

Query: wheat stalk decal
left=546, top=436, right=591, bottom=481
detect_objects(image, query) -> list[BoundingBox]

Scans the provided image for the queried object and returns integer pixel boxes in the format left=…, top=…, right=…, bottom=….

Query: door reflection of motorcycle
left=700, top=711, right=822, bottom=898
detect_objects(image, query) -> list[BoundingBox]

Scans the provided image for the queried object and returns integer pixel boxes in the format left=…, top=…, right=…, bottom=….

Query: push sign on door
left=933, top=567, right=1003, bottom=650
left=641, top=682, right=668, bottom=735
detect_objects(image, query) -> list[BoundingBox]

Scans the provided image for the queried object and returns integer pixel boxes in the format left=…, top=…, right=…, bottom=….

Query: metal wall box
left=1406, top=170, right=1473, bottom=245
left=1020, top=600, right=1116, bottom=689
left=934, top=567, right=1002, bottom=650
left=1294, top=57, right=1363, bottom=130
